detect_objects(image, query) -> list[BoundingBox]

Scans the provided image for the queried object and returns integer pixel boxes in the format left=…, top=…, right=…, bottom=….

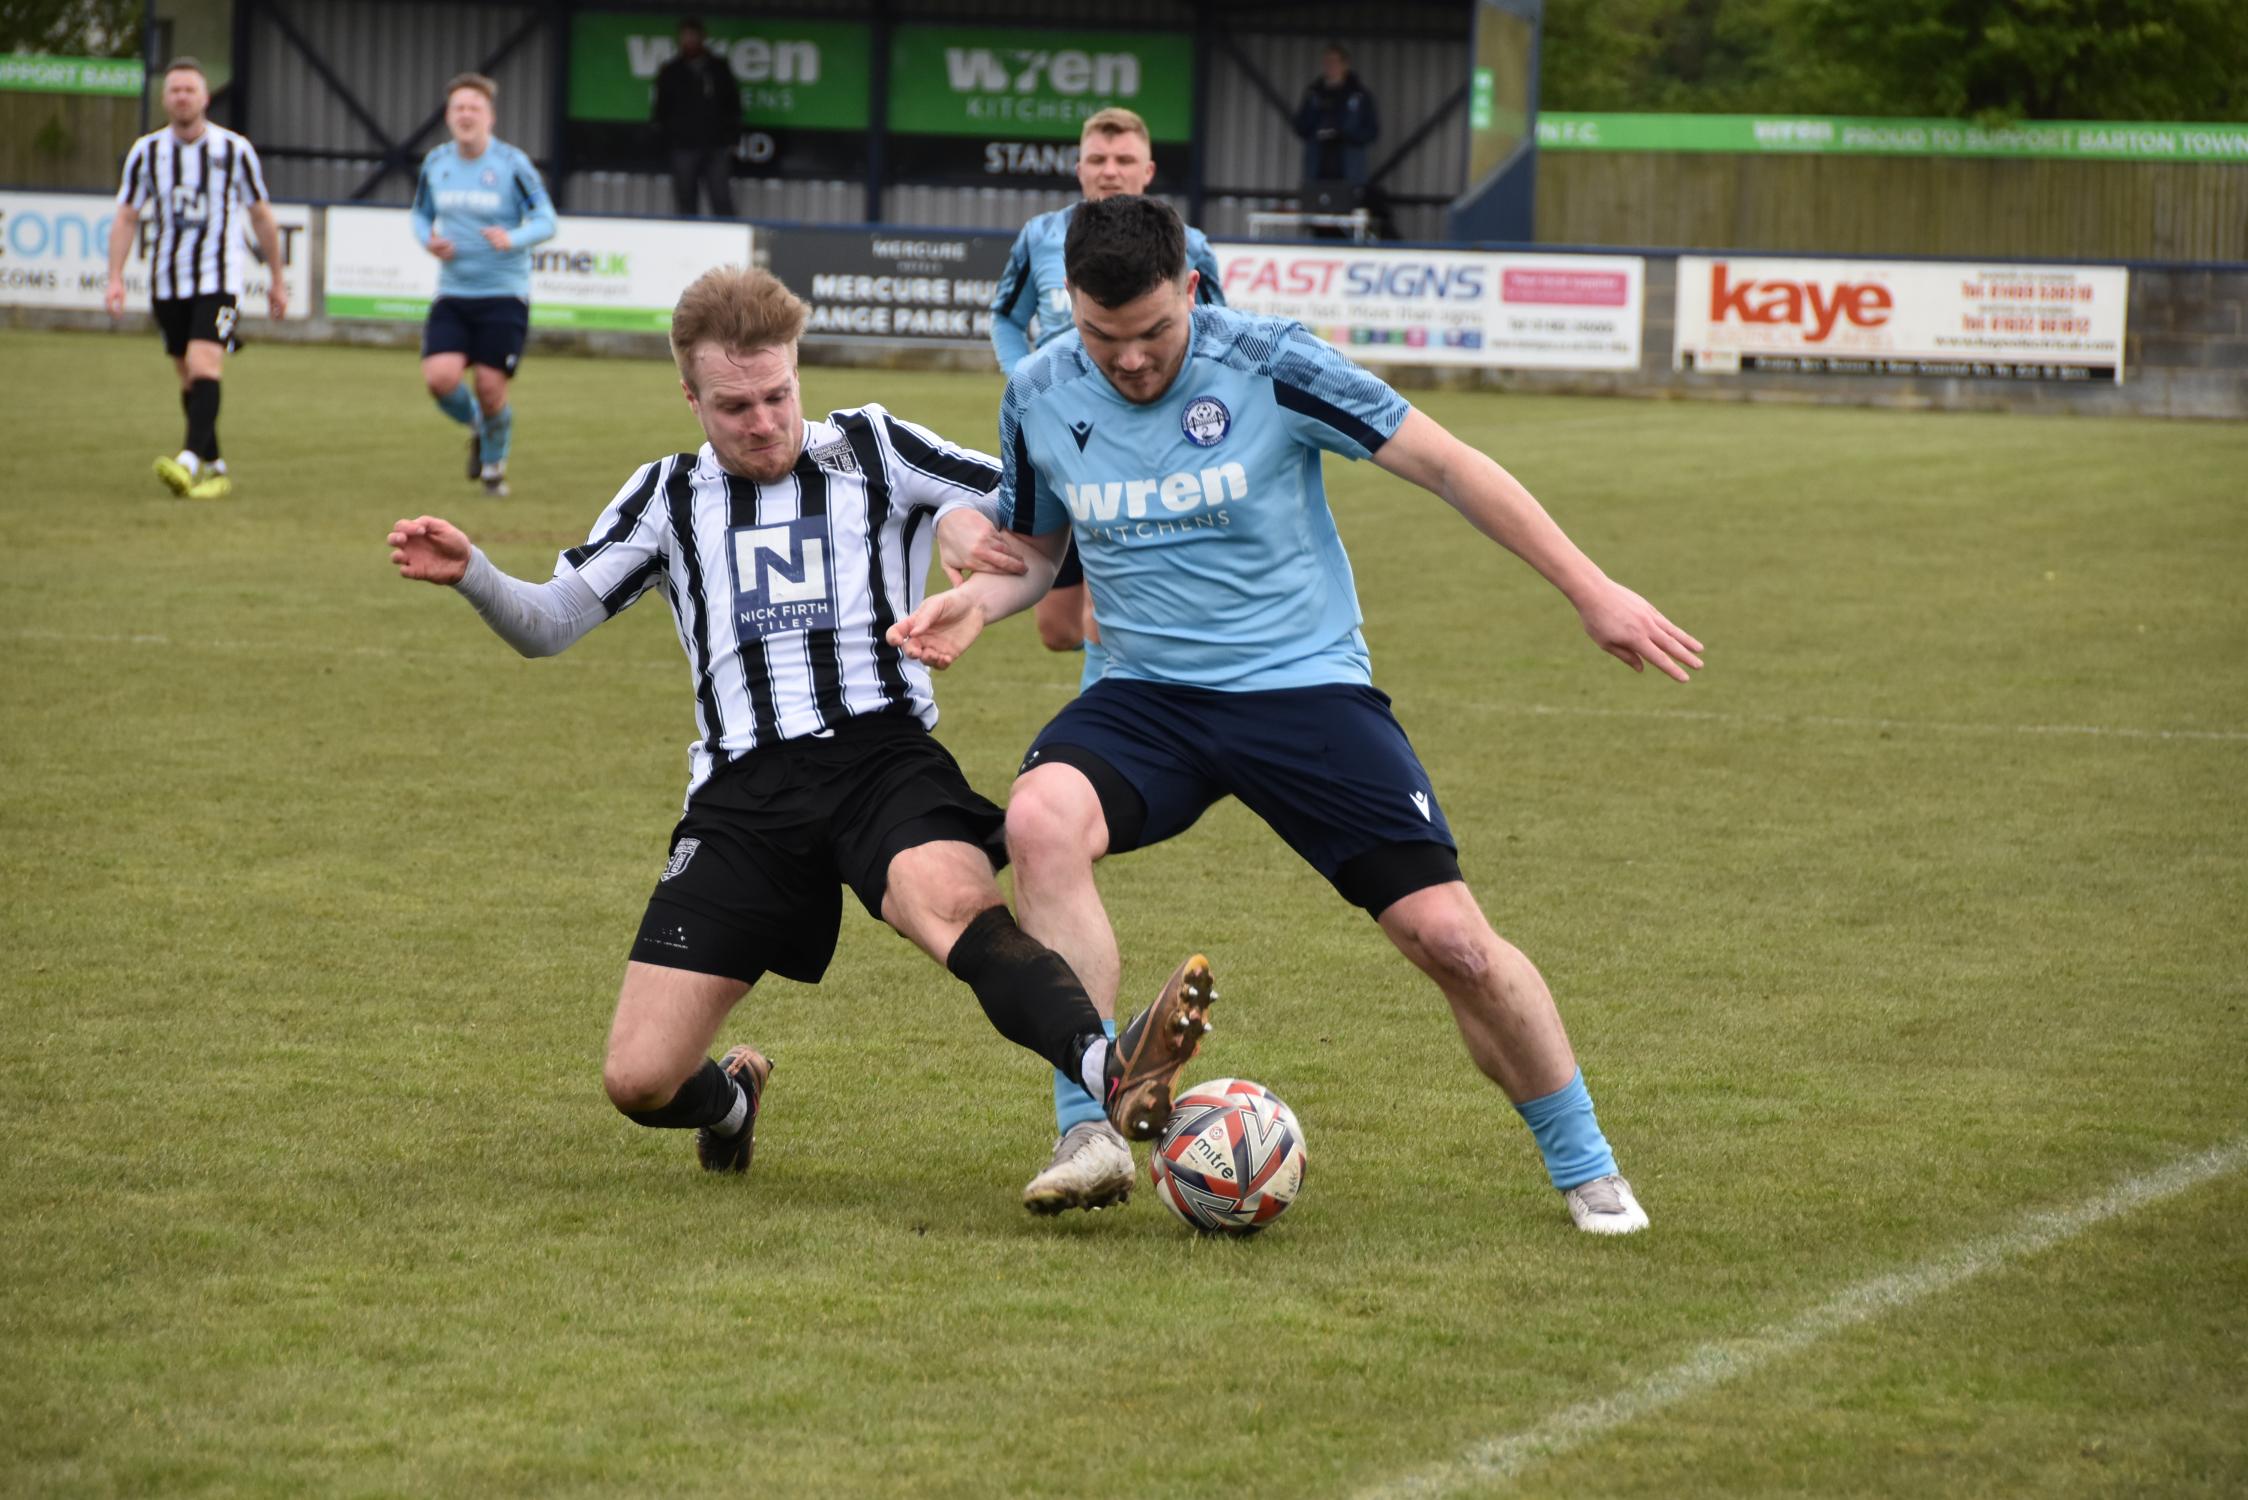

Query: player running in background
left=411, top=72, right=556, bottom=498
left=895, top=197, right=1705, bottom=1234
left=106, top=57, right=287, bottom=502
left=387, top=267, right=1209, bottom=1194
left=988, top=107, right=1229, bottom=1212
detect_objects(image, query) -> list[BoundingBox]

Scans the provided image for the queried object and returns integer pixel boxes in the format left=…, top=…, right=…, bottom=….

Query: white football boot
left=1022, top=1119, right=1134, bottom=1215
left=1563, top=1173, right=1650, bottom=1235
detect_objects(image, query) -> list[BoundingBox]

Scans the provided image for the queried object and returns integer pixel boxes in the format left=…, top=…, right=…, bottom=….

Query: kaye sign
left=768, top=228, right=1011, bottom=345
left=324, top=206, right=750, bottom=330
left=564, top=13, right=870, bottom=176
left=1215, top=245, right=1645, bottom=371
left=1674, top=256, right=2128, bottom=382
left=886, top=26, right=1193, bottom=184
left=0, top=190, right=310, bottom=316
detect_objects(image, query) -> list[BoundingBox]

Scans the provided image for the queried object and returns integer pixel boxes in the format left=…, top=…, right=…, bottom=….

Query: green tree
left=1805, top=0, right=2248, bottom=120
left=0, top=0, right=142, bottom=57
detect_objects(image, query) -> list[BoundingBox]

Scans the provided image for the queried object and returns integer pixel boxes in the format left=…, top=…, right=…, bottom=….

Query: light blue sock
left=1054, top=1017, right=1117, bottom=1134
left=479, top=404, right=512, bottom=468
left=433, top=383, right=478, bottom=427
left=1514, top=1069, right=1619, bottom=1191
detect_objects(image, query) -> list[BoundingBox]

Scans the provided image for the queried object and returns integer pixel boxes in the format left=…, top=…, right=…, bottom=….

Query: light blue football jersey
left=410, top=138, right=557, bottom=301
left=990, top=203, right=1225, bottom=373
left=1000, top=306, right=1412, bottom=692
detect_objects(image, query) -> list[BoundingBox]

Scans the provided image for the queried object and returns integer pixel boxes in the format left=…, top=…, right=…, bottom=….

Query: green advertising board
left=1537, top=112, right=2248, bottom=165
left=886, top=26, right=1193, bottom=142
left=0, top=54, right=142, bottom=96
left=567, top=13, right=870, bottom=129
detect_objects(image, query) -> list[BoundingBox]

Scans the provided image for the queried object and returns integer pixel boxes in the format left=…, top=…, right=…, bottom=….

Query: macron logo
left=1409, top=791, right=1431, bottom=821
left=1065, top=462, right=1247, bottom=522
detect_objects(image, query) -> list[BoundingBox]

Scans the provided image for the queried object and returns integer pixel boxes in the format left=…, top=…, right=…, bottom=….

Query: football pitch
left=3, top=326, right=2243, bottom=1497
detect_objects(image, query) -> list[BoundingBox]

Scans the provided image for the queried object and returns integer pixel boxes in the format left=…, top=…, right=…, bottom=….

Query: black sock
left=185, top=378, right=221, bottom=462
left=946, top=905, right=1107, bottom=1079
left=621, top=1057, right=738, bottom=1130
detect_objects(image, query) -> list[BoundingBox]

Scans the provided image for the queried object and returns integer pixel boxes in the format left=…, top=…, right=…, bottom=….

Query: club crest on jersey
left=729, top=515, right=838, bottom=640
left=480, top=168, right=498, bottom=187
left=805, top=435, right=861, bottom=476
left=660, top=838, right=701, bottom=882
left=1181, top=396, right=1230, bottom=447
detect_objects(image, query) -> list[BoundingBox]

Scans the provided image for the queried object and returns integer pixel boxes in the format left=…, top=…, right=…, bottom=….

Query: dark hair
left=162, top=56, right=206, bottom=79
left=679, top=16, right=705, bottom=32
left=1063, top=195, right=1186, bottom=309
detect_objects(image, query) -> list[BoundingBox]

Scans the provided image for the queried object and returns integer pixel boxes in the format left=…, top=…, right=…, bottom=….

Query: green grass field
left=2, top=326, right=2243, bottom=1497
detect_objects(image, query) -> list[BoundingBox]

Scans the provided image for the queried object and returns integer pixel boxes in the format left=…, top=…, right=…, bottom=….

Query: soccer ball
left=1149, top=1078, right=1307, bottom=1234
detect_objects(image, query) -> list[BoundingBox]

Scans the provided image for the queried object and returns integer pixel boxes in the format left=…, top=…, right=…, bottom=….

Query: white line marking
left=8, top=629, right=2245, bottom=744
left=1355, top=1135, right=2248, bottom=1500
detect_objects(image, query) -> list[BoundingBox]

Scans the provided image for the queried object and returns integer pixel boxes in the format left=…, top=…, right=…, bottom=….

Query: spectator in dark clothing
left=652, top=17, right=739, bottom=217
left=1293, top=45, right=1379, bottom=186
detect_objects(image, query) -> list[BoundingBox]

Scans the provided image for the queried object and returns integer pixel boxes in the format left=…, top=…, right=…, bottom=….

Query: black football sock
left=621, top=1056, right=741, bottom=1130
left=185, top=378, right=221, bottom=463
left=946, top=904, right=1107, bottom=1083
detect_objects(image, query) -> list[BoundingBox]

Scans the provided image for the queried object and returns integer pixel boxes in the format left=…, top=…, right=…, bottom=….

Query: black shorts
left=152, top=293, right=239, bottom=357
left=631, top=713, right=1007, bottom=986
left=1021, top=678, right=1462, bottom=917
left=421, top=295, right=529, bottom=374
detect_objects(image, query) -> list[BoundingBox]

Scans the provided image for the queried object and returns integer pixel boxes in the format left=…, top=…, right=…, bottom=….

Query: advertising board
left=1215, top=244, right=1645, bottom=371
left=0, top=190, right=310, bottom=318
left=325, top=207, right=751, bottom=331
left=1674, top=256, right=2129, bottom=382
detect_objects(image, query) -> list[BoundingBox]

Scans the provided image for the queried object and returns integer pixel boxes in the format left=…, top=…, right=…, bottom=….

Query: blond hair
left=1081, top=107, right=1150, bottom=145
left=445, top=71, right=498, bottom=105
left=670, top=266, right=808, bottom=383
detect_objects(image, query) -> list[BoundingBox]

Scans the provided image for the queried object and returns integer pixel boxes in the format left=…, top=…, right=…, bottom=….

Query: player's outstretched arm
left=1373, top=409, right=1705, bottom=682
left=888, top=529, right=1066, bottom=669
left=387, top=516, right=606, bottom=658
left=935, top=507, right=1029, bottom=586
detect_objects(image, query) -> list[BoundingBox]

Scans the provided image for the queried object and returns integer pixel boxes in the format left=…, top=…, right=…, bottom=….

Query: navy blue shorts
left=1020, top=678, right=1461, bottom=916
left=421, top=295, right=529, bottom=373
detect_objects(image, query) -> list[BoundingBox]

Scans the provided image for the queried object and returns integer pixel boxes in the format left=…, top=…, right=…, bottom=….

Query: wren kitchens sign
left=1537, top=112, right=2248, bottom=164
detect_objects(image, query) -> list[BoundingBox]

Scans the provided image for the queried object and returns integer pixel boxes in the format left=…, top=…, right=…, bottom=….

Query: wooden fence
left=1537, top=153, right=2248, bottom=262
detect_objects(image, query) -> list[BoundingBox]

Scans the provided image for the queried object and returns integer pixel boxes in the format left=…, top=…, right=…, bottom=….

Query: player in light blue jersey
left=992, top=110, right=1227, bottom=817
left=897, top=197, right=1705, bottom=1232
left=412, top=72, right=557, bottom=498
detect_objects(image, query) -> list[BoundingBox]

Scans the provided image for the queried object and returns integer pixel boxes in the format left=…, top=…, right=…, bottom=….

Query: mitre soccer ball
left=1149, top=1078, right=1306, bottom=1234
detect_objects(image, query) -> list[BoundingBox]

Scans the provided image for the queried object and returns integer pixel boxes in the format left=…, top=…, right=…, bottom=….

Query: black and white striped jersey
left=559, top=405, right=1004, bottom=802
left=115, top=124, right=271, bottom=301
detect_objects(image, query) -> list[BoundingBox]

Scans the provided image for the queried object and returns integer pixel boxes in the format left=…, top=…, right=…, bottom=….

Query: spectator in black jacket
left=652, top=18, right=739, bottom=217
left=1293, top=45, right=1379, bottom=187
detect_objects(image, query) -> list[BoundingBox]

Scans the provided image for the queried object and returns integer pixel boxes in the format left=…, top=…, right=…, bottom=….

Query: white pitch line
left=1355, top=1134, right=2248, bottom=1500
left=7, top=628, right=2246, bottom=744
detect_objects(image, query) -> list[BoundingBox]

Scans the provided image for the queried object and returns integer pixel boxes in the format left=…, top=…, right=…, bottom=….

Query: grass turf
left=1, top=328, right=2243, bottom=1497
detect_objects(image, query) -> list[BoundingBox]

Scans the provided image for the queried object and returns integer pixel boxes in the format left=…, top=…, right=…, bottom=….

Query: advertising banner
left=886, top=26, right=1193, bottom=185
left=767, top=228, right=1011, bottom=346
left=564, top=12, right=870, bottom=177
left=1538, top=112, right=2248, bottom=165
left=325, top=207, right=751, bottom=331
left=0, top=190, right=310, bottom=317
left=0, top=55, right=142, bottom=95
left=1673, top=256, right=2129, bottom=382
left=1214, top=244, right=1645, bottom=371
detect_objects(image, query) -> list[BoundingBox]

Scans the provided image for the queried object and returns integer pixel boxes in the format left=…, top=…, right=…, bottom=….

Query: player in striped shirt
left=105, top=57, right=287, bottom=502
left=895, top=196, right=1706, bottom=1233
left=386, top=267, right=1211, bottom=1194
left=410, top=72, right=557, bottom=498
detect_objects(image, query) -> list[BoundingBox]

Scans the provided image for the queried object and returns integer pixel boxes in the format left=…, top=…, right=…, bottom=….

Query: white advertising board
left=0, top=190, right=311, bottom=317
left=1674, top=256, right=2129, bottom=382
left=325, top=206, right=752, bottom=330
left=1213, top=244, right=1645, bottom=371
